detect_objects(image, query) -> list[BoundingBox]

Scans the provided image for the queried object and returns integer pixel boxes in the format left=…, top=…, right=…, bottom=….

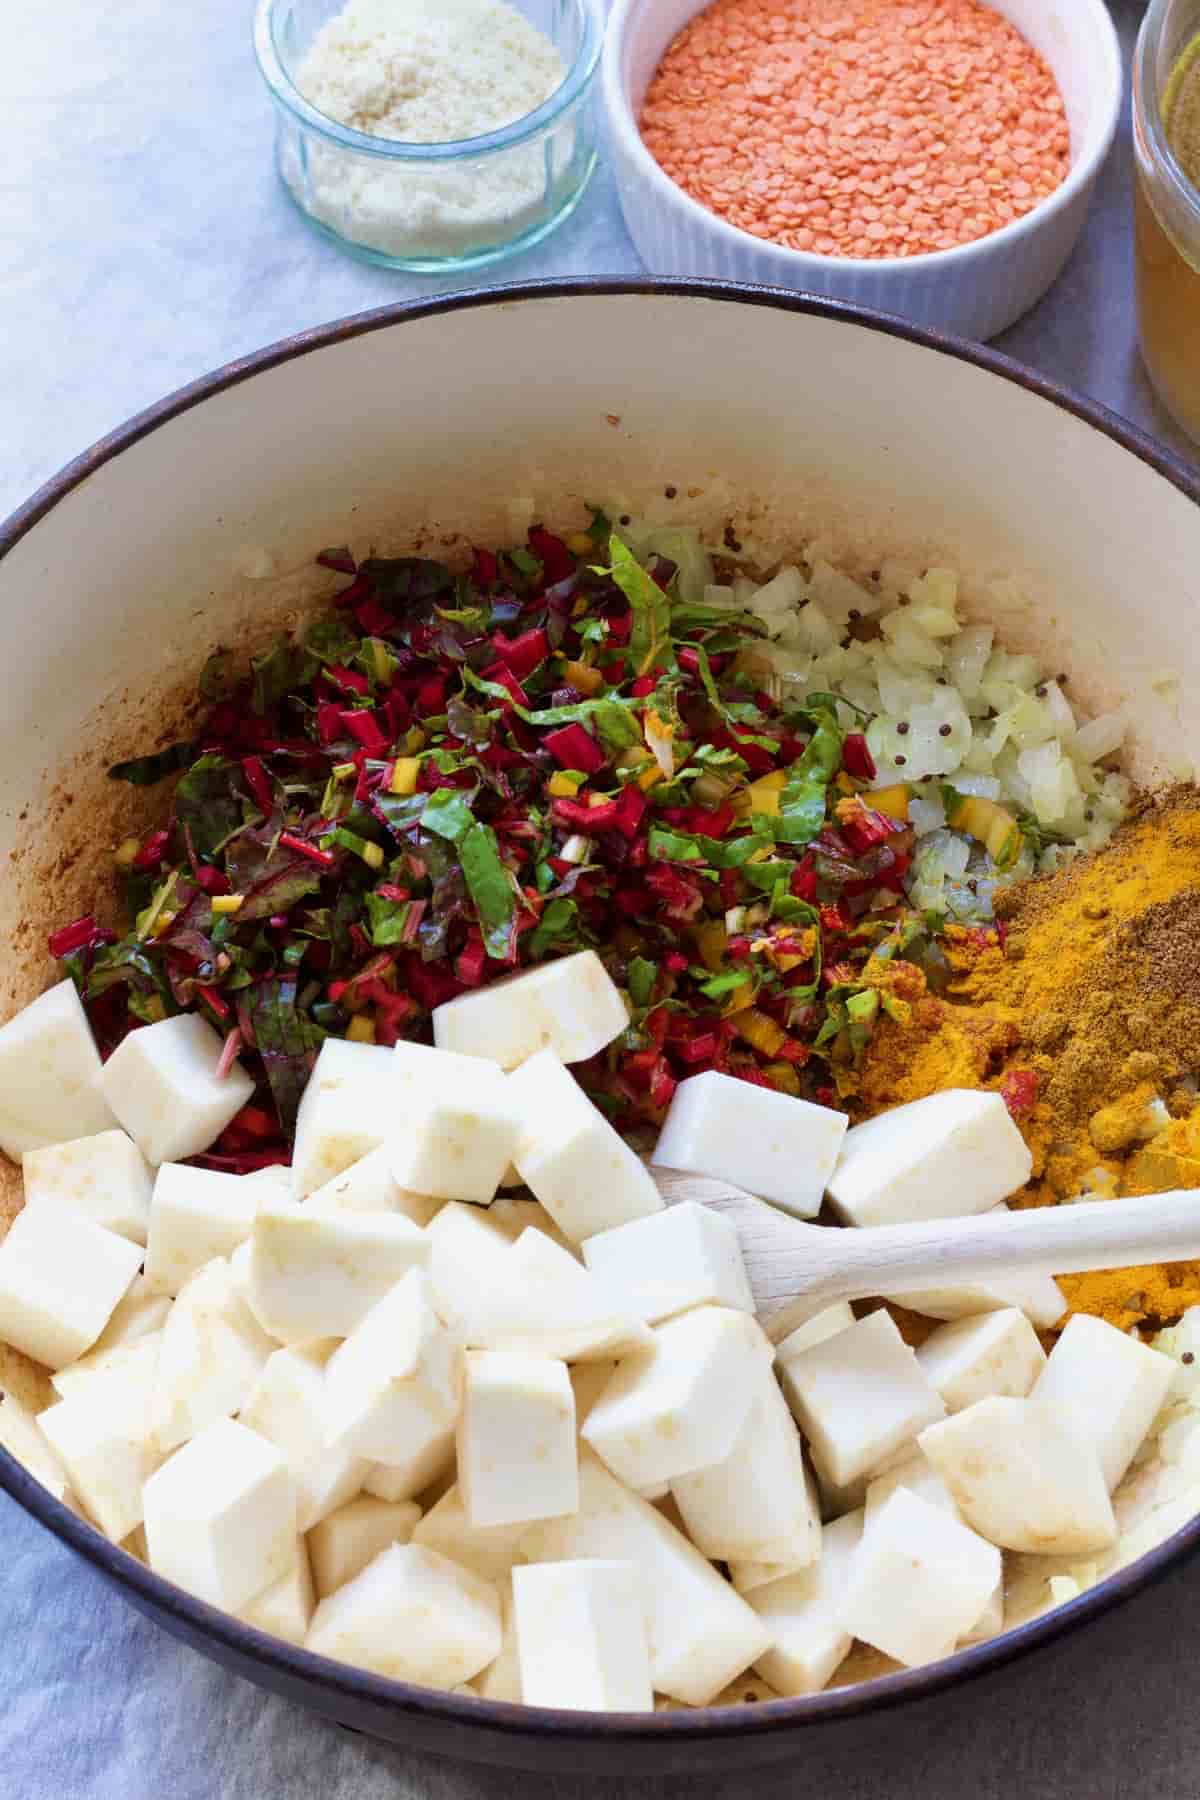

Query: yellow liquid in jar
left=1136, top=33, right=1200, bottom=444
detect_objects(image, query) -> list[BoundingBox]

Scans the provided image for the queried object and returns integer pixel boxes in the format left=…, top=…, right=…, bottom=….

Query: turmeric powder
left=858, top=787, right=1200, bottom=1333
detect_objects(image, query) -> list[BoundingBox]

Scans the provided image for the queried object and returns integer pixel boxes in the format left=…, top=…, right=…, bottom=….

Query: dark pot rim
left=2, top=277, right=1199, bottom=1746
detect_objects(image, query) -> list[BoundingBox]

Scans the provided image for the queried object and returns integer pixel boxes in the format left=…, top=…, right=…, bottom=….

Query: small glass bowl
left=253, top=0, right=604, bottom=274
left=1134, top=0, right=1200, bottom=444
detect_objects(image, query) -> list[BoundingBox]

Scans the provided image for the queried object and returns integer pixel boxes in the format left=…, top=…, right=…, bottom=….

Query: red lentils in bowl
left=639, top=0, right=1072, bottom=259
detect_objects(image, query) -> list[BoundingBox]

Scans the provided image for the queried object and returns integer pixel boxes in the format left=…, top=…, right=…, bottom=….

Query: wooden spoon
left=650, top=1169, right=1200, bottom=1345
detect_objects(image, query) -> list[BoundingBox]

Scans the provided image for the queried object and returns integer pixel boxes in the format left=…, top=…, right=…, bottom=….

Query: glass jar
left=253, top=0, right=603, bottom=274
left=1134, top=0, right=1200, bottom=444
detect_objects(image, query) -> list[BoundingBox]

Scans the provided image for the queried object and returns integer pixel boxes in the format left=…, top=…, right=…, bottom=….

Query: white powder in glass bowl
left=291, top=0, right=568, bottom=259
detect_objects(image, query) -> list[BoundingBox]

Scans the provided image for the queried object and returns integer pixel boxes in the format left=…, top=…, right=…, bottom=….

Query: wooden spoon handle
left=650, top=1170, right=1200, bottom=1343
left=760, top=1189, right=1200, bottom=1342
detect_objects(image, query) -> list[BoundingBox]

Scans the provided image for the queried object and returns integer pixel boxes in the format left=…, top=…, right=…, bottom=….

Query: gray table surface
left=3, top=2, right=1199, bottom=1796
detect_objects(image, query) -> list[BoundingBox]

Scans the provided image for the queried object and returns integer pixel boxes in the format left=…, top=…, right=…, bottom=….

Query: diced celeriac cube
left=916, top=1308, right=1047, bottom=1414
left=507, top=1050, right=663, bottom=1241
left=74, top=1275, right=170, bottom=1360
left=672, top=1366, right=819, bottom=1565
left=826, top=1090, right=1032, bottom=1228
left=1034, top=1313, right=1175, bottom=1491
left=304, top=1146, right=441, bottom=1227
left=245, top=1199, right=430, bottom=1345
left=581, top=1306, right=767, bottom=1490
left=52, top=1340, right=152, bottom=1401
left=485, top=1195, right=575, bottom=1255
left=513, top=1560, right=652, bottom=1712
left=388, top=1054, right=518, bottom=1205
left=653, top=1071, right=847, bottom=1219
left=919, top=1396, right=1117, bottom=1554
left=228, top=1238, right=265, bottom=1329
left=142, top=1164, right=258, bottom=1297
left=243, top=1164, right=293, bottom=1191
left=522, top=1449, right=770, bottom=1707
left=426, top=1201, right=513, bottom=1337
left=458, top=1351, right=577, bottom=1529
left=863, top=1450, right=960, bottom=1524
left=362, top=1455, right=454, bottom=1508
left=779, top=1309, right=944, bottom=1489
left=240, top=1346, right=368, bottom=1531
left=37, top=1338, right=161, bottom=1543
left=729, top=1554, right=813, bottom=1595
left=411, top=1483, right=529, bottom=1584
left=290, top=1038, right=398, bottom=1199
left=432, top=949, right=628, bottom=1070
left=900, top=1205, right=1066, bottom=1329
left=98, top=1013, right=254, bottom=1167
left=305, top=1543, right=501, bottom=1686
left=748, top=1509, right=864, bottom=1695
left=961, top=1579, right=1004, bottom=1646
left=902, top=1276, right=1067, bottom=1330
left=804, top=1437, right=916, bottom=1522
left=839, top=1488, right=1001, bottom=1668
left=0, top=980, right=118, bottom=1158
left=0, top=1197, right=141, bottom=1370
left=241, top=1539, right=315, bottom=1645
left=143, top=1418, right=297, bottom=1611
left=461, top=1228, right=652, bottom=1362
left=581, top=1200, right=753, bottom=1325
left=23, top=1130, right=153, bottom=1246
left=475, top=1579, right=521, bottom=1701
left=774, top=1304, right=856, bottom=1360
left=152, top=1257, right=276, bottom=1453
left=569, top=1360, right=616, bottom=1428
left=306, top=1493, right=421, bottom=1599
left=773, top=1310, right=859, bottom=1360
left=0, top=1392, right=78, bottom=1511
left=322, top=1269, right=460, bottom=1484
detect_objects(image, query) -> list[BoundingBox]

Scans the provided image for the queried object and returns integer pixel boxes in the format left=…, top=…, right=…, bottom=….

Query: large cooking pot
left=1, top=283, right=1198, bottom=1775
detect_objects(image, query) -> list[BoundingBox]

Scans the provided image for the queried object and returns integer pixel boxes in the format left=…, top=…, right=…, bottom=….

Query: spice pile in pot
left=640, top=0, right=1072, bottom=259
left=876, top=793, right=1200, bottom=1334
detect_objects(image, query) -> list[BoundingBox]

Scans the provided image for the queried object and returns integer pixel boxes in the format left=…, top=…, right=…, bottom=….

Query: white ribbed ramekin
left=602, top=0, right=1122, bottom=341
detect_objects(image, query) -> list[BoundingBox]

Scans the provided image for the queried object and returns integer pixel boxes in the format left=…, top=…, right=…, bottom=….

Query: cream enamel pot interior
left=1, top=283, right=1198, bottom=1774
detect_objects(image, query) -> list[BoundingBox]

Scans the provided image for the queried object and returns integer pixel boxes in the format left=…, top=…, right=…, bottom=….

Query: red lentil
left=640, top=0, right=1071, bottom=259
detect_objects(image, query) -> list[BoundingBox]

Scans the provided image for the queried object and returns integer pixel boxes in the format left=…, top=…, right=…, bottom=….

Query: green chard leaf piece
left=373, top=791, right=428, bottom=836
left=360, top=557, right=454, bottom=605
left=646, top=826, right=705, bottom=864
left=770, top=707, right=843, bottom=846
left=198, top=648, right=239, bottom=702
left=356, top=638, right=398, bottom=687
left=459, top=823, right=516, bottom=960
left=609, top=536, right=676, bottom=679
left=251, top=639, right=319, bottom=715
left=461, top=667, right=642, bottom=753
left=248, top=975, right=325, bottom=1134
left=696, top=968, right=755, bottom=1000
left=173, top=755, right=243, bottom=859
left=420, top=788, right=477, bottom=844
left=108, top=741, right=197, bottom=787
left=627, top=956, right=658, bottom=1010
left=304, top=617, right=362, bottom=666
left=670, top=600, right=764, bottom=635
left=525, top=896, right=583, bottom=958
left=364, top=892, right=412, bottom=947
